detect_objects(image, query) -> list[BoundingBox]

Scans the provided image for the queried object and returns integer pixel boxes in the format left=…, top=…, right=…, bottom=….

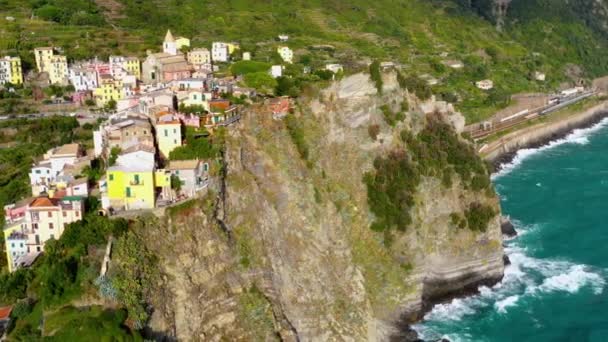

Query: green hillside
left=1, top=0, right=608, bottom=122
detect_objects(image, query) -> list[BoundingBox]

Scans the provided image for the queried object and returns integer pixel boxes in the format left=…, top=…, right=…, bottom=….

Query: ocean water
left=415, top=118, right=608, bottom=342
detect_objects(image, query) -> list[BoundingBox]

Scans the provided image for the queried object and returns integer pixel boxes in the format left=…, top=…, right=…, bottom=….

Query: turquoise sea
left=415, top=118, right=608, bottom=341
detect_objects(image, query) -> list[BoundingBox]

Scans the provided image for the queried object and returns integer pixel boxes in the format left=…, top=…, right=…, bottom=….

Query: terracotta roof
left=29, top=197, right=59, bottom=208
left=0, top=306, right=12, bottom=320
left=169, top=160, right=200, bottom=170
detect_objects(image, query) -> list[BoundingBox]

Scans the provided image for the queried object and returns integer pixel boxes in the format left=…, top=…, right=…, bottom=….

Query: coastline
left=480, top=101, right=608, bottom=169
left=401, top=101, right=608, bottom=342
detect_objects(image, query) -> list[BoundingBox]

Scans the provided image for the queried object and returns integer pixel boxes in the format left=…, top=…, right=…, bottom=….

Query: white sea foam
left=539, top=265, right=605, bottom=295
left=492, top=116, right=608, bottom=179
left=494, top=295, right=519, bottom=313
left=416, top=216, right=607, bottom=340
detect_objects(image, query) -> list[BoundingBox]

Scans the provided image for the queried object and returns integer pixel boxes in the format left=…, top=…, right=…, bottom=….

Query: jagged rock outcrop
left=147, top=73, right=504, bottom=341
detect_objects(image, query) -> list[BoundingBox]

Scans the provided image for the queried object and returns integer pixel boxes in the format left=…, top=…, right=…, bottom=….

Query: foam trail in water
left=492, top=117, right=608, bottom=179
left=414, top=220, right=606, bottom=341
left=495, top=295, right=519, bottom=313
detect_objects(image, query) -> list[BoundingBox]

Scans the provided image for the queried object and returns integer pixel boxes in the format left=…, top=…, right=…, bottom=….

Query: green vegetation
left=284, top=113, right=311, bottom=166
left=369, top=60, right=383, bottom=94
left=244, top=72, right=278, bottom=92
left=237, top=285, right=278, bottom=341
left=169, top=127, right=223, bottom=161
left=0, top=117, right=84, bottom=212
left=111, top=224, right=159, bottom=328
left=230, top=60, right=272, bottom=75
left=365, top=114, right=494, bottom=235
left=43, top=306, right=141, bottom=341
left=1, top=0, right=606, bottom=121
left=464, top=202, right=496, bottom=232
left=397, top=73, right=432, bottom=101
left=379, top=104, right=405, bottom=127
left=4, top=215, right=132, bottom=339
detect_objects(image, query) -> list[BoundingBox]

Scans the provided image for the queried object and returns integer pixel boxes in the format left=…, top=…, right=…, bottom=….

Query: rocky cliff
left=145, top=73, right=505, bottom=341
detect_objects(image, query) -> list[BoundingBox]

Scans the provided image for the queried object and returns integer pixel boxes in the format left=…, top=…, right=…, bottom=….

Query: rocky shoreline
left=481, top=101, right=608, bottom=167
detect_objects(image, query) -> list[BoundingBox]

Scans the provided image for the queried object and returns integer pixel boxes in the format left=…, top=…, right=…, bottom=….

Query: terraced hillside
left=1, top=0, right=608, bottom=122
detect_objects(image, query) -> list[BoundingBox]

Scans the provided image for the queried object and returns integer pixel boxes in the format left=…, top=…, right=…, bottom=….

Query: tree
left=104, top=99, right=117, bottom=112
left=108, top=147, right=121, bottom=166
left=244, top=72, right=278, bottom=92
left=170, top=174, right=182, bottom=192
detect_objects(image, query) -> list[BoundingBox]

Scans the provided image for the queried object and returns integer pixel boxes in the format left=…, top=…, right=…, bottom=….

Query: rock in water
left=501, top=217, right=517, bottom=237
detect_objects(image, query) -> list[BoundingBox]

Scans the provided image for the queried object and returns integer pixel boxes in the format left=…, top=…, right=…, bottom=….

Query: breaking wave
left=492, top=116, right=608, bottom=179
left=414, top=221, right=606, bottom=341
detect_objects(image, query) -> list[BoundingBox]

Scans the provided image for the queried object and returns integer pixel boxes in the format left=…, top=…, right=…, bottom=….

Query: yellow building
left=187, top=48, right=211, bottom=67
left=124, top=57, right=141, bottom=79
left=105, top=147, right=171, bottom=210
left=34, top=47, right=68, bottom=84
left=110, top=55, right=141, bottom=79
left=155, top=116, right=182, bottom=158
left=34, top=47, right=54, bottom=73
left=226, top=42, right=239, bottom=54
left=0, top=56, right=23, bottom=86
left=175, top=36, right=191, bottom=51
left=94, top=75, right=124, bottom=107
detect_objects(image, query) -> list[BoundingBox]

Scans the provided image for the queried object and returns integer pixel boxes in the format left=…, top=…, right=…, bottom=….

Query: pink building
left=176, top=113, right=200, bottom=128
left=4, top=198, right=32, bottom=224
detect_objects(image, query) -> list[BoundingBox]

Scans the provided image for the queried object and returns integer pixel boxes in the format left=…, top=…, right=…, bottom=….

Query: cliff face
left=146, top=73, right=504, bottom=341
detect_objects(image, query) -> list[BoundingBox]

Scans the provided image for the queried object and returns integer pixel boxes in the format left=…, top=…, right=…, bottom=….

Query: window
left=19, top=243, right=23, bottom=248
left=164, top=129, right=168, bottom=137
left=50, top=234, right=55, bottom=240
left=10, top=243, right=14, bottom=248
left=75, top=211, right=80, bottom=217
left=33, top=223, right=38, bottom=230
left=203, top=163, right=209, bottom=171
left=174, top=139, right=177, bottom=144
left=134, top=174, right=140, bottom=184
left=63, top=211, right=67, bottom=217
left=126, top=187, right=131, bottom=198
left=36, top=246, right=41, bottom=252
left=48, top=211, right=52, bottom=218
left=173, top=128, right=177, bottom=134
left=35, top=170, right=41, bottom=174
left=49, top=223, right=54, bottom=229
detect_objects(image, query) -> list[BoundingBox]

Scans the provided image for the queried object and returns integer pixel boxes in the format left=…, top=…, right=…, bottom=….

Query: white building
left=476, top=79, right=494, bottom=90
left=163, top=30, right=178, bottom=56
left=270, top=65, right=284, bottom=78
left=212, top=42, right=230, bottom=62
left=278, top=34, right=289, bottom=42
left=277, top=46, right=293, bottom=64
left=242, top=52, right=251, bottom=61
left=68, top=67, right=98, bottom=91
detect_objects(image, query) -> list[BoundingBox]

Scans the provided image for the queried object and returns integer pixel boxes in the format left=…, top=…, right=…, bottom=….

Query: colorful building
left=0, top=56, right=23, bottom=85
left=155, top=114, right=182, bottom=158
left=104, top=146, right=170, bottom=210
left=34, top=47, right=68, bottom=85
left=3, top=195, right=84, bottom=272
left=187, top=48, right=211, bottom=69
left=94, top=75, right=124, bottom=107
left=109, top=56, right=141, bottom=79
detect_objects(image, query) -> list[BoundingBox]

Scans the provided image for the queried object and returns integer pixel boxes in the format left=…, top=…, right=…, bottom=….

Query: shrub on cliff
left=465, top=202, right=496, bottom=232
left=364, top=150, right=420, bottom=232
left=369, top=60, right=383, bottom=94
left=365, top=114, right=494, bottom=236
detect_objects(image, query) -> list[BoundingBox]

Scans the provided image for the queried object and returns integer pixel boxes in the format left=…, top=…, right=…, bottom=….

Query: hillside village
left=0, top=30, right=311, bottom=274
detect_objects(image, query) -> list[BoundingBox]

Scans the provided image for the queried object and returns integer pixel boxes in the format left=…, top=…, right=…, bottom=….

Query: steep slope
left=144, top=73, right=504, bottom=340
